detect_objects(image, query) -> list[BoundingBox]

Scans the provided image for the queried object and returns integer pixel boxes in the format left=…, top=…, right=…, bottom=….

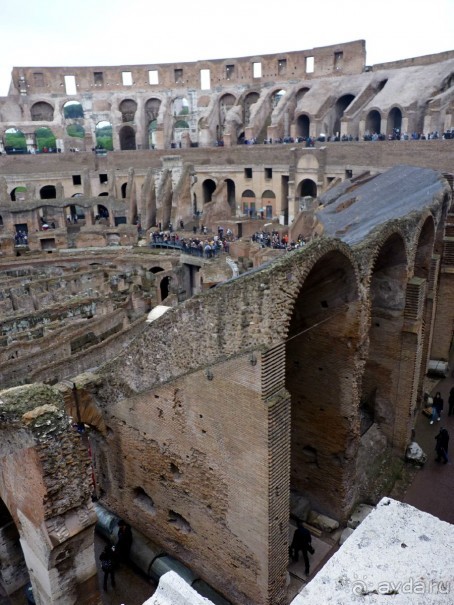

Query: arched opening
left=30, top=101, right=54, bottom=121
left=98, top=192, right=109, bottom=197
left=95, top=121, right=113, bottom=151
left=243, top=92, right=259, bottom=125
left=121, top=183, right=128, bottom=199
left=119, top=99, right=138, bottom=123
left=40, top=185, right=57, bottom=200
left=202, top=179, right=216, bottom=204
left=365, top=110, right=381, bottom=135
left=148, top=119, right=157, bottom=149
left=286, top=250, right=360, bottom=519
left=150, top=266, right=164, bottom=274
left=35, top=127, right=56, bottom=152
left=261, top=190, right=276, bottom=219
left=145, top=98, right=161, bottom=148
left=119, top=125, right=136, bottom=150
left=272, top=89, right=286, bottom=108
left=0, top=215, right=3, bottom=227
left=218, top=94, right=236, bottom=138
left=96, top=204, right=109, bottom=220
left=241, top=189, right=256, bottom=217
left=296, top=88, right=310, bottom=104
left=160, top=276, right=171, bottom=301
left=173, top=120, right=189, bottom=146
left=66, top=204, right=85, bottom=222
left=67, top=124, right=85, bottom=139
left=361, top=234, right=407, bottom=447
left=333, top=94, right=355, bottom=136
left=10, top=186, right=27, bottom=202
left=296, top=115, right=310, bottom=139
left=387, top=107, right=403, bottom=136
left=225, top=179, right=236, bottom=213
left=297, top=179, right=317, bottom=198
left=63, top=100, right=84, bottom=119
left=0, top=498, right=31, bottom=601
left=4, top=128, right=27, bottom=154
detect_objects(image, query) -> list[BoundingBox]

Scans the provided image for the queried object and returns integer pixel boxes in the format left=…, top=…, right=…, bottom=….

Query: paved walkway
left=402, top=371, right=454, bottom=524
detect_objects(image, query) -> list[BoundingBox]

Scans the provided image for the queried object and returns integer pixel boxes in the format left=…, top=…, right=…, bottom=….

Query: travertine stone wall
left=0, top=384, right=100, bottom=604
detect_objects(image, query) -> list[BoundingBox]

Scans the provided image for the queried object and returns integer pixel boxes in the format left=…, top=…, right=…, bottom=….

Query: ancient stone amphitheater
left=0, top=39, right=453, bottom=605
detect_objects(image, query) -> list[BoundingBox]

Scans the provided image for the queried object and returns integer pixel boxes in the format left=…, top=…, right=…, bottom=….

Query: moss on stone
left=0, top=383, right=64, bottom=418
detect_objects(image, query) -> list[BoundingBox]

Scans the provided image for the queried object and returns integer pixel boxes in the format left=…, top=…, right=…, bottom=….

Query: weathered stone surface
left=338, top=527, right=354, bottom=546
left=307, top=511, right=340, bottom=533
left=347, top=503, right=375, bottom=530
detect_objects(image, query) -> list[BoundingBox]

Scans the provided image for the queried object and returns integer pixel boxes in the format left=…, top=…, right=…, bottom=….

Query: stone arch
left=0, top=384, right=99, bottom=604
left=365, top=109, right=381, bottom=135
left=296, top=114, right=310, bottom=138
left=10, top=186, right=27, bottom=202
left=414, top=215, right=435, bottom=280
left=119, top=125, right=136, bottom=150
left=387, top=107, right=403, bottom=136
left=150, top=266, right=164, bottom=274
left=145, top=98, right=161, bottom=122
left=361, top=231, right=408, bottom=448
left=296, top=87, right=310, bottom=104
left=261, top=189, right=276, bottom=219
left=243, top=92, right=260, bottom=125
left=296, top=178, right=317, bottom=198
left=35, top=126, right=56, bottom=152
left=95, top=121, right=113, bottom=151
left=285, top=245, right=361, bottom=519
left=224, top=178, right=236, bottom=213
left=202, top=179, right=216, bottom=204
left=119, top=99, right=137, bottom=123
left=241, top=189, right=256, bottom=216
left=148, top=119, right=158, bottom=149
left=218, top=93, right=236, bottom=140
left=40, top=185, right=57, bottom=199
left=332, top=94, right=355, bottom=136
left=271, top=89, right=286, bottom=108
left=63, top=100, right=84, bottom=119
left=30, top=101, right=54, bottom=121
left=4, top=128, right=27, bottom=153
left=160, top=275, right=171, bottom=302
left=121, top=182, right=128, bottom=199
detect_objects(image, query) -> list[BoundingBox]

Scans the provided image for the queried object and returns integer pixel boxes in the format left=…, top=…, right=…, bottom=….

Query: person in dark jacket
left=116, top=520, right=133, bottom=563
left=289, top=520, right=314, bottom=575
left=448, top=387, right=454, bottom=416
left=431, top=392, right=444, bottom=424
left=435, top=427, right=449, bottom=463
left=99, top=544, right=116, bottom=591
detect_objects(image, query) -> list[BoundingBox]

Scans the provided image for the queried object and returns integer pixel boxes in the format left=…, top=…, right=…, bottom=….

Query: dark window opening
left=345, top=169, right=353, bottom=179
left=226, top=64, right=235, bottom=79
left=174, top=69, right=183, bottom=84
left=265, top=167, right=272, bottom=179
left=244, top=168, right=252, bottom=179
left=72, top=175, right=82, bottom=186
left=99, top=174, right=108, bottom=184
left=33, top=72, right=44, bottom=87
left=94, top=71, right=104, bottom=85
left=334, top=52, right=343, bottom=70
left=278, top=59, right=287, bottom=75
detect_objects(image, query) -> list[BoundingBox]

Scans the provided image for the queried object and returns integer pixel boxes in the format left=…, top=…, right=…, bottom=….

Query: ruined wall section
left=0, top=383, right=99, bottom=604
left=8, top=40, right=366, bottom=96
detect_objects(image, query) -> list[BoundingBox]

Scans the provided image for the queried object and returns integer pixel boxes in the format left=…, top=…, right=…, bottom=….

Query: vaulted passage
left=286, top=250, right=361, bottom=519
left=0, top=498, right=30, bottom=600
left=361, top=234, right=408, bottom=445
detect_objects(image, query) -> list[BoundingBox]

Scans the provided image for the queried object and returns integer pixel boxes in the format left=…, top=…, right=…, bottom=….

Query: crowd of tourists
left=251, top=230, right=307, bottom=250
left=149, top=224, right=233, bottom=258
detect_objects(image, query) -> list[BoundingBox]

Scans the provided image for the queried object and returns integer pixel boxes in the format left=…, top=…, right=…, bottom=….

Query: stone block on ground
left=339, top=527, right=354, bottom=545
left=347, top=503, right=374, bottom=529
left=307, top=511, right=339, bottom=532
left=405, top=441, right=427, bottom=466
left=290, top=492, right=311, bottom=521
